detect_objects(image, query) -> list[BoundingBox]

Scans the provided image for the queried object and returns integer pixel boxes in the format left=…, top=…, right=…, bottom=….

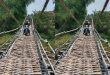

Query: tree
left=0, top=1, right=19, bottom=24
left=100, top=0, right=109, bottom=15
left=93, top=11, right=110, bottom=40
left=33, top=12, right=55, bottom=40
left=41, top=0, right=49, bottom=15
left=0, top=0, right=34, bottom=31
left=59, top=0, right=80, bottom=25
left=55, top=0, right=94, bottom=32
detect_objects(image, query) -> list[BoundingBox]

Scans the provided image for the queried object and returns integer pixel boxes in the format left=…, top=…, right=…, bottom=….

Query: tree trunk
left=41, top=0, right=49, bottom=15
left=100, top=0, right=109, bottom=15
left=59, top=0, right=80, bottom=25
left=1, top=2, right=19, bottom=24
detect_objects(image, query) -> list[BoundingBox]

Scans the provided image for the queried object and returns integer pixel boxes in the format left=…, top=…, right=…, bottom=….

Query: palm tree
left=0, top=0, right=35, bottom=24
left=59, top=0, right=80, bottom=25
left=100, top=0, right=109, bottom=15
left=0, top=1, right=19, bottom=24
left=41, top=0, right=49, bottom=14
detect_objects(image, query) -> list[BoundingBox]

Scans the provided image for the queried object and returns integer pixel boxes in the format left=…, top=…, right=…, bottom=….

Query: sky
left=27, top=0, right=110, bottom=15
left=26, top=0, right=55, bottom=15
left=87, top=0, right=110, bottom=15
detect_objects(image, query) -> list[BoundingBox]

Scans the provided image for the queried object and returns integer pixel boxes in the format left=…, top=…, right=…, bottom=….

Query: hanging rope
left=35, top=29, right=55, bottom=54
left=92, top=17, right=110, bottom=47
left=55, top=27, right=79, bottom=37
left=0, top=26, right=21, bottom=35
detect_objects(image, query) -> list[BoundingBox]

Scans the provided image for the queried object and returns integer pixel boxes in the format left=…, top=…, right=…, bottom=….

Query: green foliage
left=93, top=11, right=110, bottom=40
left=0, top=0, right=34, bottom=32
left=55, top=0, right=94, bottom=33
left=0, top=33, right=13, bottom=46
left=53, top=33, right=72, bottom=48
left=33, top=12, right=55, bottom=40
left=102, top=41, right=110, bottom=53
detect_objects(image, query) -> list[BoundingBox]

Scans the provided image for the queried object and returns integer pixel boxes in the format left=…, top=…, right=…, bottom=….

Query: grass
left=42, top=42, right=51, bottom=52
left=100, top=33, right=110, bottom=52
left=102, top=41, right=110, bottom=52
left=51, top=34, right=73, bottom=49
left=41, top=33, right=74, bottom=52
left=0, top=34, right=13, bottom=46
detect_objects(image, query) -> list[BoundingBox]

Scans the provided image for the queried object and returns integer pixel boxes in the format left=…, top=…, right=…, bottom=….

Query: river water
left=87, top=0, right=110, bottom=14
left=26, top=0, right=55, bottom=15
